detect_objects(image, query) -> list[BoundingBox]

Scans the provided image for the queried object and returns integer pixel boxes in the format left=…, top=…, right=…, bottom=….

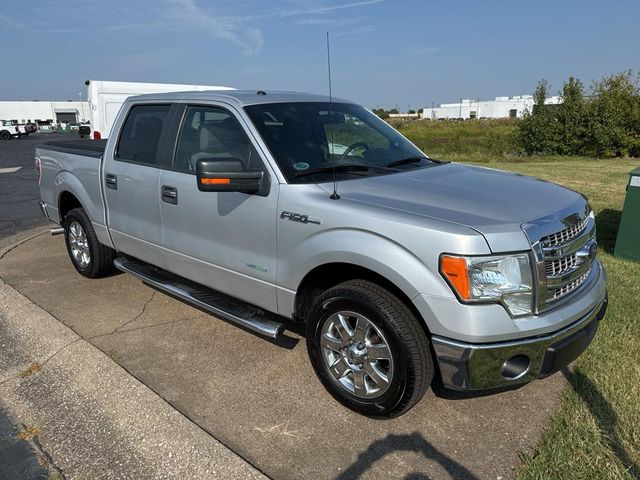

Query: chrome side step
left=113, top=257, right=285, bottom=338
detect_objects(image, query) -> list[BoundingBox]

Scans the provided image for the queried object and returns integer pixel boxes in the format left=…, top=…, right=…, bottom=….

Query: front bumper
left=432, top=293, right=608, bottom=390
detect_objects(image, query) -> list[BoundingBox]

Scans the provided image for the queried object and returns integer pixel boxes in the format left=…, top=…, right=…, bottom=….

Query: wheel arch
left=58, top=190, right=83, bottom=221
left=294, top=262, right=430, bottom=336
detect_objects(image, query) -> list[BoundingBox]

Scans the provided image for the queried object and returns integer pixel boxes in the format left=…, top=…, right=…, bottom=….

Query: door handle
left=161, top=185, right=178, bottom=204
left=105, top=173, right=118, bottom=190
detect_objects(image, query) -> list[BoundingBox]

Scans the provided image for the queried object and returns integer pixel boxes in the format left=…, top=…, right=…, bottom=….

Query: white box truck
left=85, top=80, right=235, bottom=139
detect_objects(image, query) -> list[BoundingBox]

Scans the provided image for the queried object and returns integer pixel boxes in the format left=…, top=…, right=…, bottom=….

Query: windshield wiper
left=385, top=156, right=430, bottom=168
left=294, top=164, right=369, bottom=178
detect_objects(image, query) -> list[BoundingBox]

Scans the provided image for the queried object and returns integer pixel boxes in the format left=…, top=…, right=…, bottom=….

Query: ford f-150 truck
left=36, top=91, right=608, bottom=418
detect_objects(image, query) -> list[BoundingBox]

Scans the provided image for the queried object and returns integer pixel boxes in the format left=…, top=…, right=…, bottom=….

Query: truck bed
left=42, top=139, right=107, bottom=158
left=37, top=139, right=108, bottom=230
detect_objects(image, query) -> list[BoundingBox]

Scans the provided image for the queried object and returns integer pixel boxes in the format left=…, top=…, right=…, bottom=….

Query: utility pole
left=78, top=92, right=85, bottom=122
left=459, top=97, right=463, bottom=119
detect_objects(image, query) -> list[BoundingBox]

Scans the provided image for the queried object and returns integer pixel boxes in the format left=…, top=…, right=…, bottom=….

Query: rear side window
left=116, top=104, right=170, bottom=165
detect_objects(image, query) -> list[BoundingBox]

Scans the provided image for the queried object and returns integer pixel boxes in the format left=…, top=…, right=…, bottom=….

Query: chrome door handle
left=161, top=185, right=178, bottom=204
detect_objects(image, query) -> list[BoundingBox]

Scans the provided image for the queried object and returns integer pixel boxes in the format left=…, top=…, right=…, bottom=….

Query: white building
left=424, top=95, right=561, bottom=120
left=0, top=101, right=90, bottom=125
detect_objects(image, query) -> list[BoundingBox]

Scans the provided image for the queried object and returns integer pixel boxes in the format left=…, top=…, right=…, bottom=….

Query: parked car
left=0, top=120, right=35, bottom=139
left=36, top=91, right=608, bottom=417
left=78, top=123, right=91, bottom=138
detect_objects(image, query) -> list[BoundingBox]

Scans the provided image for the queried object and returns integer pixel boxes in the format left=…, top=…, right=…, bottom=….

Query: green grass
left=393, top=118, right=520, bottom=161
left=492, top=158, right=639, bottom=479
left=400, top=120, right=639, bottom=478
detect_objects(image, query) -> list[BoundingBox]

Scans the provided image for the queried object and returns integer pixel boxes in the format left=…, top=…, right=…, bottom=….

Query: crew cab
left=36, top=91, right=607, bottom=417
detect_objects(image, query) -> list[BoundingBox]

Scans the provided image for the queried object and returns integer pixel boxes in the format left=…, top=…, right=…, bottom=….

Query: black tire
left=63, top=207, right=116, bottom=278
left=306, top=279, right=433, bottom=418
left=0, top=130, right=11, bottom=140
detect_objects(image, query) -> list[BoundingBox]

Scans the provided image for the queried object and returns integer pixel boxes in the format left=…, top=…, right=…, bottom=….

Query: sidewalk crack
left=0, top=338, right=81, bottom=386
left=114, top=290, right=157, bottom=333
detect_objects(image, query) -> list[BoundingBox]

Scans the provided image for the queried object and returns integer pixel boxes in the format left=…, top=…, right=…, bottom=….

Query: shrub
left=516, top=71, right=640, bottom=157
left=587, top=71, right=640, bottom=157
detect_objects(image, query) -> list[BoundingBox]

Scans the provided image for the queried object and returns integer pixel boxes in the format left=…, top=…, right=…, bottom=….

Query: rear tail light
left=93, top=131, right=101, bottom=140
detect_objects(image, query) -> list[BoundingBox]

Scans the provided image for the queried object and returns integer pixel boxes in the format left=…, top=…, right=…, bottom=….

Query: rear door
left=158, top=104, right=279, bottom=312
left=103, top=103, right=175, bottom=268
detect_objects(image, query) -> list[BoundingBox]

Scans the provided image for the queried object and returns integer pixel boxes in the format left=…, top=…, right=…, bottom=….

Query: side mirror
left=196, top=157, right=264, bottom=194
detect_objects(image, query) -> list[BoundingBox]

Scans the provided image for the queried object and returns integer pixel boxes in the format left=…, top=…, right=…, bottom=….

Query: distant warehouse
left=0, top=101, right=90, bottom=125
left=424, top=95, right=561, bottom=120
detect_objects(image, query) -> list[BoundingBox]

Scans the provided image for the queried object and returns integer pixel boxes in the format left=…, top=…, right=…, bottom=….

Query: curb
left=0, top=233, right=266, bottom=480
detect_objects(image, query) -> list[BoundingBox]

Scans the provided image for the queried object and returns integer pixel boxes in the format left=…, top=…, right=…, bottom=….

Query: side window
left=116, top=104, right=170, bottom=165
left=174, top=106, right=261, bottom=173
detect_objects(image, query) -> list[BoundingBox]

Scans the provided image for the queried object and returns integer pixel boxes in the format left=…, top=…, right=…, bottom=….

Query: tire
left=63, top=208, right=116, bottom=278
left=0, top=130, right=11, bottom=140
left=306, top=279, right=433, bottom=418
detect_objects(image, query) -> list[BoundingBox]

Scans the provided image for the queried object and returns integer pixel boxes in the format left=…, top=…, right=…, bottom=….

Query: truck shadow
left=561, top=367, right=639, bottom=477
left=335, top=432, right=478, bottom=480
left=595, top=209, right=621, bottom=254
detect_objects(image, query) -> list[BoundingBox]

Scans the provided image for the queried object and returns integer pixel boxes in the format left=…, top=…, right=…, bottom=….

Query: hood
left=328, top=163, right=587, bottom=252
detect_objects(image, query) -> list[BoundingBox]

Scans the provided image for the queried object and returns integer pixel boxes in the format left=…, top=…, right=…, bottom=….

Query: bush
left=516, top=71, right=640, bottom=157
left=587, top=71, right=640, bottom=157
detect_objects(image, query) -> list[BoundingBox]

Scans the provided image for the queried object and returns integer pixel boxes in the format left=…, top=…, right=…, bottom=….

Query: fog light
left=501, top=354, right=530, bottom=380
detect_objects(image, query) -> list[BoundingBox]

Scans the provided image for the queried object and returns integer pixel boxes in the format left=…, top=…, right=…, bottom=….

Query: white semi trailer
left=85, top=80, right=235, bottom=139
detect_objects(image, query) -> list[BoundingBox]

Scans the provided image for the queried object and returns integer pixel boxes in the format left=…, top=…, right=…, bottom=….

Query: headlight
left=440, top=253, right=534, bottom=316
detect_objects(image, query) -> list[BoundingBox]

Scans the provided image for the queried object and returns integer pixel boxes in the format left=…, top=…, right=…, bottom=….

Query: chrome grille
left=523, top=206, right=596, bottom=312
left=540, top=215, right=590, bottom=248
left=545, top=254, right=578, bottom=277
left=549, top=272, right=590, bottom=301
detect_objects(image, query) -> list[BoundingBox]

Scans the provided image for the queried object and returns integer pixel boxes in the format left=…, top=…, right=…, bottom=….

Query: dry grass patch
left=18, top=362, right=42, bottom=378
left=18, top=425, right=42, bottom=441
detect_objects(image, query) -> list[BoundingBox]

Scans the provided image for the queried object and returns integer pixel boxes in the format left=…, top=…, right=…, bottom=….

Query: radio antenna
left=327, top=32, right=340, bottom=200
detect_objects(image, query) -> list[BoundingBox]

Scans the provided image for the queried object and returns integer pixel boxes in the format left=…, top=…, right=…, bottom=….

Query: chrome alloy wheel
left=320, top=311, right=394, bottom=399
left=68, top=221, right=91, bottom=268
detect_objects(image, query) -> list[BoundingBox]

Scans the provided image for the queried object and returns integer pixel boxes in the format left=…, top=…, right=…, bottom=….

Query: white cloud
left=406, top=46, right=444, bottom=56
left=164, top=0, right=263, bottom=55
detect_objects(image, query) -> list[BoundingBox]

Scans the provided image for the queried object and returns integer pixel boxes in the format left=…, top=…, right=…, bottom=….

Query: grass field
left=394, top=118, right=519, bottom=161
left=400, top=120, right=639, bottom=479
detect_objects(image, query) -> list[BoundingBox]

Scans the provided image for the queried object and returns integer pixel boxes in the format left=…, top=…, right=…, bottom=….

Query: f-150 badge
left=280, top=211, right=322, bottom=225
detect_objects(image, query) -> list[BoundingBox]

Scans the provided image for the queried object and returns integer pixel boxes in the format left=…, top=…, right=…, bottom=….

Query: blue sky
left=1, top=0, right=639, bottom=109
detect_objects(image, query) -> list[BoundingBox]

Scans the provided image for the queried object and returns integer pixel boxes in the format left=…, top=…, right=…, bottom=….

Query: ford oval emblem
left=577, top=239, right=598, bottom=261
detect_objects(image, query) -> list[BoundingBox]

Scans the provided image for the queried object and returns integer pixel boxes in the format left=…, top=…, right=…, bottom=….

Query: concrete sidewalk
left=0, top=230, right=265, bottom=479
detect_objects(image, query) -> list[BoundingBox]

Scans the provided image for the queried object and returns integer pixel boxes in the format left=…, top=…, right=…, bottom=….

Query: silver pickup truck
left=36, top=91, right=608, bottom=417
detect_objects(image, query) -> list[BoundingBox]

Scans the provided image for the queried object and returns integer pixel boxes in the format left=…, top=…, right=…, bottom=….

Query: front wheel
left=63, top=208, right=116, bottom=278
left=0, top=130, right=11, bottom=140
left=306, top=280, right=434, bottom=418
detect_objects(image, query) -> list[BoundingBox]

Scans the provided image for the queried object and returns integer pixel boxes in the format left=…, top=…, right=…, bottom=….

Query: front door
left=103, top=103, right=172, bottom=268
left=158, top=104, right=279, bottom=312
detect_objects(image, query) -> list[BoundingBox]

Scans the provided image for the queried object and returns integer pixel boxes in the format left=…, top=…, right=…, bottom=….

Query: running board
left=113, top=257, right=285, bottom=338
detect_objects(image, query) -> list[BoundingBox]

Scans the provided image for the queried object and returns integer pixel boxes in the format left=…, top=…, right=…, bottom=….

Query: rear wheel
left=306, top=280, right=434, bottom=418
left=0, top=130, right=11, bottom=140
left=63, top=208, right=116, bottom=278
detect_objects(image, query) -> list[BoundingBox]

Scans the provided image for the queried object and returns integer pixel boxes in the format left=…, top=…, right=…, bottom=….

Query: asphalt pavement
left=0, top=133, right=60, bottom=239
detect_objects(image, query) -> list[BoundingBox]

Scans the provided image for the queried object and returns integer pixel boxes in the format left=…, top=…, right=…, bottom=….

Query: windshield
left=244, top=102, right=432, bottom=184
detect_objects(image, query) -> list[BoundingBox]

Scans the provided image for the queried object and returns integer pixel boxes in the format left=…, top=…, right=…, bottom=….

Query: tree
left=533, top=79, right=549, bottom=109
left=587, top=71, right=640, bottom=157
left=517, top=79, right=560, bottom=154
left=556, top=77, right=588, bottom=155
